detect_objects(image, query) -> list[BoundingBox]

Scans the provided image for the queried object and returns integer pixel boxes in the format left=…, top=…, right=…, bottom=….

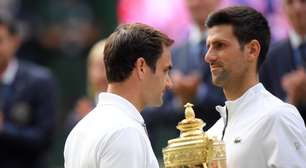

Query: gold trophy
left=162, top=103, right=226, bottom=168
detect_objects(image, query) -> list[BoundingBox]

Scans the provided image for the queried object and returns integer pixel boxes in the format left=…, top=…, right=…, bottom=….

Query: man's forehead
left=207, top=25, right=234, bottom=41
left=158, top=46, right=172, bottom=63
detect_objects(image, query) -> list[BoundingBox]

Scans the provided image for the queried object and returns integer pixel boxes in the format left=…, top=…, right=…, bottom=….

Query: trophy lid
left=162, top=103, right=213, bottom=167
left=167, top=103, right=208, bottom=147
left=176, top=103, right=206, bottom=137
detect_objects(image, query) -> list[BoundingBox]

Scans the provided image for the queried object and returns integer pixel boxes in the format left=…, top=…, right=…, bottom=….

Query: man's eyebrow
left=211, top=39, right=228, bottom=43
left=207, top=39, right=227, bottom=46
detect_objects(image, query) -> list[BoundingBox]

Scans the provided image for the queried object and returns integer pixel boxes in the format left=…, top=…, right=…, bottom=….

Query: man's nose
left=204, top=48, right=214, bottom=64
left=166, top=75, right=173, bottom=89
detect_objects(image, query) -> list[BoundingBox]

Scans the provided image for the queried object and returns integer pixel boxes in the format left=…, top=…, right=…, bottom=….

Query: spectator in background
left=39, top=0, right=98, bottom=58
left=260, top=0, right=306, bottom=124
left=170, top=0, right=224, bottom=127
left=86, top=40, right=108, bottom=101
left=141, top=0, right=225, bottom=160
left=66, top=40, right=107, bottom=129
left=0, top=17, right=56, bottom=168
left=18, top=0, right=100, bottom=120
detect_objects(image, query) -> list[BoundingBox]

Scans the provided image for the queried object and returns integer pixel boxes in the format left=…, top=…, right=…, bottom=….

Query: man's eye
left=215, top=43, right=225, bottom=49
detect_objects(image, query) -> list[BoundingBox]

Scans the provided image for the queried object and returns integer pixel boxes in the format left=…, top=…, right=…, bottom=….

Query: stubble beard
left=212, top=70, right=228, bottom=88
left=148, top=93, right=163, bottom=107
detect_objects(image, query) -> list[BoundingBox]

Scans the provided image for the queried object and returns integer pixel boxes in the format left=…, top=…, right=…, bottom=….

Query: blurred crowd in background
left=0, top=0, right=305, bottom=167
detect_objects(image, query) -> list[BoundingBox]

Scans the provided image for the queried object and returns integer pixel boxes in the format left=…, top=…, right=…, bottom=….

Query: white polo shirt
left=64, top=92, right=159, bottom=168
left=207, top=83, right=306, bottom=168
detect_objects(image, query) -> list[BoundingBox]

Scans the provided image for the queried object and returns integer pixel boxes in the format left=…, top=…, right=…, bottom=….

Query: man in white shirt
left=204, top=6, right=306, bottom=167
left=64, top=23, right=174, bottom=168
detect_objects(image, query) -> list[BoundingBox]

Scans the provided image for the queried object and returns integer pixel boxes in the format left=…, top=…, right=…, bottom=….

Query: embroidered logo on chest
left=234, top=137, right=242, bottom=143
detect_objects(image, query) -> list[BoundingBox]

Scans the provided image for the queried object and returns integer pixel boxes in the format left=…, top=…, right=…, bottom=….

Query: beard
left=153, top=94, right=164, bottom=107
left=211, top=68, right=229, bottom=87
left=146, top=92, right=164, bottom=107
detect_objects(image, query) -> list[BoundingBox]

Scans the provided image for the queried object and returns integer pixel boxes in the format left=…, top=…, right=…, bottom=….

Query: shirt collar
left=1, top=59, right=18, bottom=85
left=289, top=30, right=306, bottom=49
left=216, top=83, right=265, bottom=121
left=97, top=92, right=145, bottom=125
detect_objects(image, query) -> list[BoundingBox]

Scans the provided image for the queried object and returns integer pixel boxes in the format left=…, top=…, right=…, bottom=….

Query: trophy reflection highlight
left=162, top=103, right=226, bottom=168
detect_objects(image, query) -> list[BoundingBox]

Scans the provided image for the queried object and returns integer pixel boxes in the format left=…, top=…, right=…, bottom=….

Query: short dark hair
left=104, top=23, right=174, bottom=83
left=0, top=17, right=18, bottom=36
left=205, top=6, right=271, bottom=71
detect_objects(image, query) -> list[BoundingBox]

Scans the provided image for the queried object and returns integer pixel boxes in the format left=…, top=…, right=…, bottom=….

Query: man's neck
left=223, top=75, right=259, bottom=101
left=107, top=83, right=143, bottom=112
left=0, top=63, right=9, bottom=78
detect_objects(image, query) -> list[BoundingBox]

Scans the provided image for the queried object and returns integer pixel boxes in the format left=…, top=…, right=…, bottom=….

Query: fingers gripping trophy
left=163, top=103, right=226, bottom=168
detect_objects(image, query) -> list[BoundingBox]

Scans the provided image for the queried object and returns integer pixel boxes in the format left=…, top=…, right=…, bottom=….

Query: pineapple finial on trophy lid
left=184, top=102, right=195, bottom=120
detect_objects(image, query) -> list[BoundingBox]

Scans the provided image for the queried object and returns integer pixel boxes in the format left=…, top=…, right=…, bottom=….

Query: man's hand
left=171, top=71, right=201, bottom=104
left=282, top=68, right=306, bottom=106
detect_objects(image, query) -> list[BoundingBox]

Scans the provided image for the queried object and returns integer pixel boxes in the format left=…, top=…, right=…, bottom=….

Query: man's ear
left=135, top=57, right=146, bottom=80
left=246, top=39, right=260, bottom=62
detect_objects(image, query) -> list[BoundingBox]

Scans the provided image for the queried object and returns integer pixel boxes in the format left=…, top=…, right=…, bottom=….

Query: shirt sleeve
left=261, top=105, right=306, bottom=167
left=98, top=127, right=150, bottom=168
left=206, top=119, right=224, bottom=140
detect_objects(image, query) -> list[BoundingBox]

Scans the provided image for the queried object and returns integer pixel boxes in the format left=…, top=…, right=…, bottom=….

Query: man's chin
left=212, top=78, right=224, bottom=87
left=149, top=100, right=163, bottom=107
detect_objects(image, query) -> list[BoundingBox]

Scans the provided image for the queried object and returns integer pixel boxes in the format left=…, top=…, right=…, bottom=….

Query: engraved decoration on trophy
left=162, top=103, right=226, bottom=168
